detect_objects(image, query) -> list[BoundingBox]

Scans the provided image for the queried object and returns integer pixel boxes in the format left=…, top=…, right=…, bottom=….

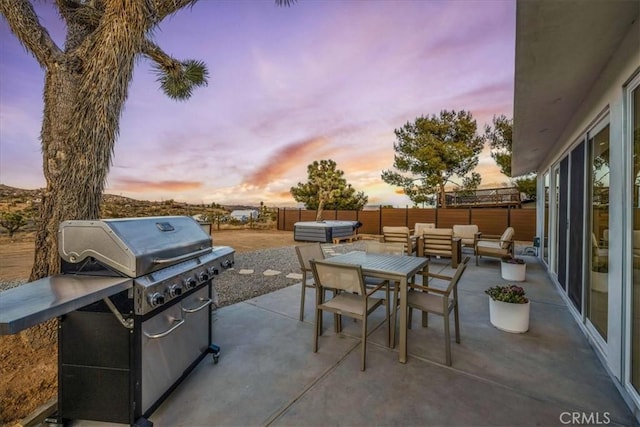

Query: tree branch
left=56, top=0, right=104, bottom=29
left=0, top=0, right=64, bottom=67
left=141, top=38, right=179, bottom=71
left=152, top=0, right=197, bottom=23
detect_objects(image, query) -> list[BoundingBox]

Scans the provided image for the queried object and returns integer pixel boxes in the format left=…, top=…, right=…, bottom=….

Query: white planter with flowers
left=500, top=256, right=526, bottom=282
left=485, top=285, right=530, bottom=333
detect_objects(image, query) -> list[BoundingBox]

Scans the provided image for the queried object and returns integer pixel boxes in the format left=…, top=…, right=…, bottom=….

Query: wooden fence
left=277, top=207, right=537, bottom=242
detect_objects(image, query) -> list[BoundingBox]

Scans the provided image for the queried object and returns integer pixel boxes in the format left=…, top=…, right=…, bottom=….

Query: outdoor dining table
left=326, top=251, right=428, bottom=364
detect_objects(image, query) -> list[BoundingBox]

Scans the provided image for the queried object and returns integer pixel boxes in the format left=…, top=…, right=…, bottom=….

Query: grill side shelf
left=0, top=275, right=133, bottom=335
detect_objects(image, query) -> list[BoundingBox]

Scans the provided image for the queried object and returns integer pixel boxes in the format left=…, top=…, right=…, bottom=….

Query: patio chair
left=295, top=243, right=325, bottom=321
left=310, top=259, right=389, bottom=371
left=413, top=222, right=435, bottom=239
left=475, top=227, right=515, bottom=266
left=382, top=226, right=416, bottom=255
left=452, top=224, right=481, bottom=252
left=364, top=241, right=405, bottom=347
left=407, top=256, right=469, bottom=366
left=418, top=228, right=460, bottom=267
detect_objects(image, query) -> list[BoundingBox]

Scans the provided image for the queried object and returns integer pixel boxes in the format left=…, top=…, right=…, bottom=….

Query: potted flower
left=500, top=256, right=526, bottom=281
left=485, top=285, right=530, bottom=333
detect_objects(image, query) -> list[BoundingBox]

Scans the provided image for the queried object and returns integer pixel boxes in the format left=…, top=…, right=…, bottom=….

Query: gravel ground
left=214, top=242, right=366, bottom=307
left=0, top=242, right=368, bottom=305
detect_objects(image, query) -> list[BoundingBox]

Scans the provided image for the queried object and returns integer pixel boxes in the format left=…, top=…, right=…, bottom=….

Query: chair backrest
left=310, top=259, right=365, bottom=295
left=452, top=224, right=479, bottom=240
left=421, top=228, right=454, bottom=256
left=445, top=257, right=470, bottom=296
left=499, top=227, right=515, bottom=249
left=295, top=243, right=325, bottom=272
left=382, top=226, right=412, bottom=253
left=365, top=241, right=405, bottom=255
left=414, top=223, right=435, bottom=237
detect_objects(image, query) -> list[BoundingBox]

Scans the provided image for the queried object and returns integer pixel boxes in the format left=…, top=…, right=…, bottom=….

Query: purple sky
left=0, top=0, right=515, bottom=207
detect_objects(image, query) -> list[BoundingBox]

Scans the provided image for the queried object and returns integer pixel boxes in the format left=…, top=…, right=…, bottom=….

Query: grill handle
left=143, top=317, right=185, bottom=339
left=182, top=298, right=212, bottom=314
left=153, top=247, right=212, bottom=265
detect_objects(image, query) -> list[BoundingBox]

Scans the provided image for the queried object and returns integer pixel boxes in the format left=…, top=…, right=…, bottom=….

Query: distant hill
left=0, top=184, right=250, bottom=219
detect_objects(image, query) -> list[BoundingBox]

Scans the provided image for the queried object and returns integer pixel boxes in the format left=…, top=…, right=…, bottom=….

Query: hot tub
left=293, top=220, right=361, bottom=243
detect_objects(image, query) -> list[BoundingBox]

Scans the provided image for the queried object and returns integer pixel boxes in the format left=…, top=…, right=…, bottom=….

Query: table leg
left=399, top=277, right=407, bottom=363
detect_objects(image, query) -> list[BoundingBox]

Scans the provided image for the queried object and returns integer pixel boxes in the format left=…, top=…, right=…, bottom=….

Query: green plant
left=0, top=210, right=28, bottom=238
left=485, top=285, right=528, bottom=304
left=501, top=256, right=526, bottom=265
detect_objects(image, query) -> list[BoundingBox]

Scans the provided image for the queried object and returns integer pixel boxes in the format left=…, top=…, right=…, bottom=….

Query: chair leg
left=313, top=307, right=320, bottom=353
left=390, top=283, right=399, bottom=348
left=385, top=282, right=391, bottom=347
left=421, top=311, right=429, bottom=328
left=475, top=254, right=479, bottom=266
left=299, top=279, right=306, bottom=321
left=408, top=307, right=413, bottom=329
left=454, top=303, right=461, bottom=343
left=443, top=313, right=452, bottom=366
left=361, top=315, right=367, bottom=371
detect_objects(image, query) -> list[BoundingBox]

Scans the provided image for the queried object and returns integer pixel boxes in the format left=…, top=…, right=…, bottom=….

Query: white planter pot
left=489, top=299, right=530, bottom=333
left=501, top=261, right=526, bottom=281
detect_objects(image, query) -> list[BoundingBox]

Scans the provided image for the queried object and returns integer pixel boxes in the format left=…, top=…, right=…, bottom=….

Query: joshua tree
left=290, top=160, right=368, bottom=221
left=0, top=0, right=293, bottom=282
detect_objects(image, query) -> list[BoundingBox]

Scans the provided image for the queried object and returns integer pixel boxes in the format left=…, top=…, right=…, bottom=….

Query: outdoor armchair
left=382, top=226, right=417, bottom=255
left=452, top=224, right=481, bottom=252
left=407, top=257, right=469, bottom=366
left=418, top=228, right=460, bottom=267
left=475, top=226, right=515, bottom=265
left=309, top=259, right=389, bottom=371
left=413, top=222, right=435, bottom=239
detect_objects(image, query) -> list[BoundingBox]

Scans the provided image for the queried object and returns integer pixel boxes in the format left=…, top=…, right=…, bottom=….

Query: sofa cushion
left=414, top=223, right=435, bottom=237
left=499, top=227, right=515, bottom=249
left=453, top=225, right=479, bottom=245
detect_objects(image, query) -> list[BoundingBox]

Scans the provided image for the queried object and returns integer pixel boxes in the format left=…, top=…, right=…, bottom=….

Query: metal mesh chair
left=407, top=257, right=469, bottom=366
left=310, top=259, right=389, bottom=371
left=364, top=241, right=405, bottom=347
left=295, top=243, right=325, bottom=321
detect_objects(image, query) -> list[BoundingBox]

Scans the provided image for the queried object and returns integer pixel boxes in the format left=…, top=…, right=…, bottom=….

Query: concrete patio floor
left=48, top=246, right=635, bottom=427
left=142, top=251, right=639, bottom=427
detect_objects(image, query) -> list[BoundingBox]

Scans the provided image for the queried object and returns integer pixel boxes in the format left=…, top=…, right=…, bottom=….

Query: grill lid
left=59, top=216, right=212, bottom=277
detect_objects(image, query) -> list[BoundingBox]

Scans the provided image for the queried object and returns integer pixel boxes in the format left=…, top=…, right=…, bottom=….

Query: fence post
left=405, top=206, right=409, bottom=227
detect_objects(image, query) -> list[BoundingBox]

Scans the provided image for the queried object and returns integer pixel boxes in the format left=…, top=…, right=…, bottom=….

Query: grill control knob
left=148, top=292, right=165, bottom=307
left=209, top=266, right=220, bottom=276
left=199, top=272, right=209, bottom=282
left=183, top=277, right=197, bottom=289
left=168, top=284, right=182, bottom=298
left=222, top=259, right=234, bottom=269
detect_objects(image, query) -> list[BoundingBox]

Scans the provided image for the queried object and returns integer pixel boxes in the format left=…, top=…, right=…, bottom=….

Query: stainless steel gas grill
left=0, top=216, right=234, bottom=427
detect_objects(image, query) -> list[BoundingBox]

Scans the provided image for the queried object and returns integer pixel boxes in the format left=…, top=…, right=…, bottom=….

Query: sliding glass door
left=588, top=119, right=610, bottom=340
left=629, top=76, right=640, bottom=396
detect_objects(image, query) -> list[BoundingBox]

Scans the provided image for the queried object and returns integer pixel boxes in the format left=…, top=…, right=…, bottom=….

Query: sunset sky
left=0, top=0, right=515, bottom=207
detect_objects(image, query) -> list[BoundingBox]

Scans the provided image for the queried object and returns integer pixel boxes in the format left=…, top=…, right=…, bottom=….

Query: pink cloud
left=110, top=179, right=203, bottom=193
left=243, top=136, right=328, bottom=187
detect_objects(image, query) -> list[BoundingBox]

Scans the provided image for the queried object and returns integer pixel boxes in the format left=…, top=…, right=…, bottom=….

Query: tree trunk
left=26, top=1, right=149, bottom=348
left=316, top=198, right=325, bottom=222
left=439, top=183, right=447, bottom=208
